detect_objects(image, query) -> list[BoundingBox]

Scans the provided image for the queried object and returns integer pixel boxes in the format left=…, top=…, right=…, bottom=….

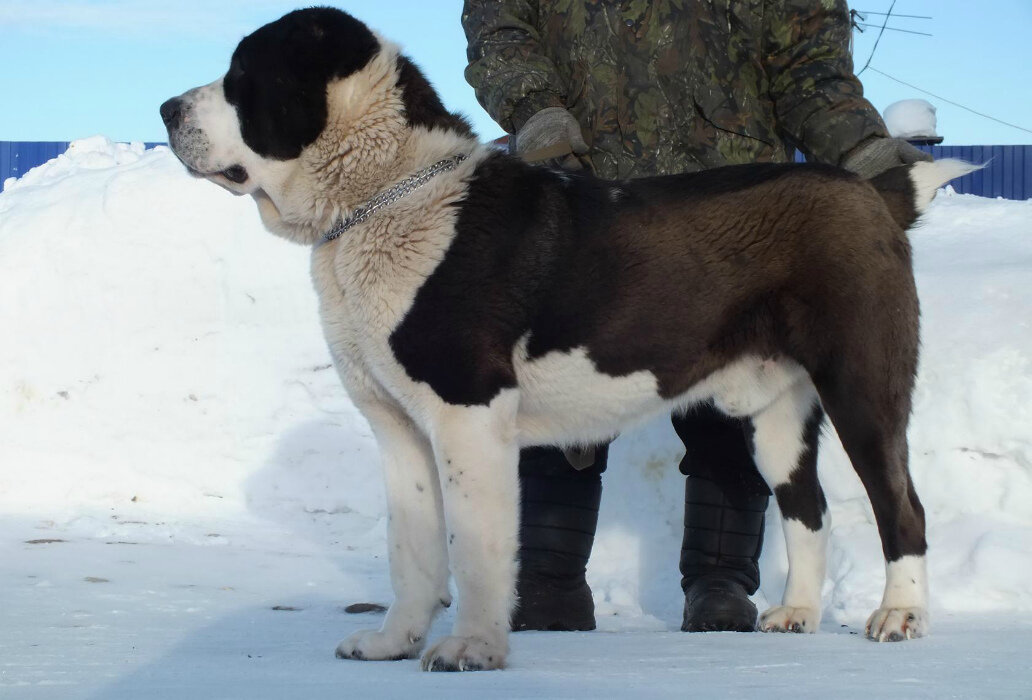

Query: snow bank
left=2, top=138, right=1030, bottom=629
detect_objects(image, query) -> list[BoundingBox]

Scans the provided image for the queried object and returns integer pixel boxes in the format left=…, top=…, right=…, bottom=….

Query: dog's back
left=405, top=156, right=966, bottom=406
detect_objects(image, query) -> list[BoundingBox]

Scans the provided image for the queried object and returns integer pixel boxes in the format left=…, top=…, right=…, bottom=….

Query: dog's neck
left=321, top=152, right=469, bottom=244
left=252, top=45, right=478, bottom=246
left=254, top=129, right=477, bottom=246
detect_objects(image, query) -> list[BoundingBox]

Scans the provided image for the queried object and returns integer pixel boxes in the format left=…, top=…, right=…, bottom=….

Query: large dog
left=161, top=7, right=973, bottom=672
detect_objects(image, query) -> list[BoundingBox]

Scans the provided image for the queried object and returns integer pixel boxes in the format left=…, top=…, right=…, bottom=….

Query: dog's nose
left=160, top=98, right=183, bottom=129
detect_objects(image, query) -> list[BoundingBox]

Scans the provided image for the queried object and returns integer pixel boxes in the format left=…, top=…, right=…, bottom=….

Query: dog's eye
left=222, top=165, right=249, bottom=183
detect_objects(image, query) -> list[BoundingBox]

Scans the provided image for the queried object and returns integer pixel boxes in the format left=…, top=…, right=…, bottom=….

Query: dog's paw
left=335, top=628, right=424, bottom=661
left=419, top=635, right=506, bottom=672
left=759, top=606, right=820, bottom=634
left=865, top=607, right=928, bottom=642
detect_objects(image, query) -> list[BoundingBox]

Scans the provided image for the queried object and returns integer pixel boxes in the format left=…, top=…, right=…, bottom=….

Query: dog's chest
left=309, top=202, right=459, bottom=394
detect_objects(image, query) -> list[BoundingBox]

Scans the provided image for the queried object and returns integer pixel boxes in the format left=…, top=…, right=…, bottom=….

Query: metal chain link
left=322, top=153, right=468, bottom=243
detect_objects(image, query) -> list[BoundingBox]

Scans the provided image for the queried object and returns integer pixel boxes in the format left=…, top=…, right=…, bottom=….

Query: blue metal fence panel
left=795, top=144, right=1029, bottom=200
left=2, top=141, right=1030, bottom=199
left=917, top=144, right=1032, bottom=200
left=1, top=141, right=70, bottom=190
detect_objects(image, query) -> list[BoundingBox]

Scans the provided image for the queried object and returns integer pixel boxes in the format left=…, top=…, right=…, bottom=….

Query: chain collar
left=321, top=153, right=468, bottom=243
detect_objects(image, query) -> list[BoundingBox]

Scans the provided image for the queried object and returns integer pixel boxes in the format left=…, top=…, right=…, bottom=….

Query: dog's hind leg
left=748, top=380, right=829, bottom=634
left=812, top=343, right=929, bottom=642
left=420, top=389, right=520, bottom=672
left=336, top=396, right=450, bottom=662
left=803, top=259, right=928, bottom=642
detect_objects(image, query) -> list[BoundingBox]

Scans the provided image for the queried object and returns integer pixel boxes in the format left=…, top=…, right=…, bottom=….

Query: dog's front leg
left=420, top=390, right=520, bottom=672
left=336, top=397, right=450, bottom=662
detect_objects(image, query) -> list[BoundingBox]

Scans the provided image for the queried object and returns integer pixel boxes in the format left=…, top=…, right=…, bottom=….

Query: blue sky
left=1, top=1, right=1029, bottom=145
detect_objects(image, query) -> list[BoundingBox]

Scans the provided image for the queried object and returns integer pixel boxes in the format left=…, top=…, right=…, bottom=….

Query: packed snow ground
left=1, top=138, right=1031, bottom=698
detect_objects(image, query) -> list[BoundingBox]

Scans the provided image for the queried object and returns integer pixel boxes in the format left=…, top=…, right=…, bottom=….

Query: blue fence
left=919, top=144, right=1032, bottom=201
left=1, top=141, right=72, bottom=190
left=2, top=141, right=1030, bottom=199
left=793, top=144, right=1030, bottom=199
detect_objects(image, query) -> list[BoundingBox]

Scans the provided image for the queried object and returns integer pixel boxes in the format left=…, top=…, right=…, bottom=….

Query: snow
left=883, top=99, right=939, bottom=140
left=1, top=138, right=1031, bottom=697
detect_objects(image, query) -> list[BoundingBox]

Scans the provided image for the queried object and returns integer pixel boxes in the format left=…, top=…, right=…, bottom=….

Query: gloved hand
left=513, top=107, right=589, bottom=162
left=842, top=137, right=933, bottom=179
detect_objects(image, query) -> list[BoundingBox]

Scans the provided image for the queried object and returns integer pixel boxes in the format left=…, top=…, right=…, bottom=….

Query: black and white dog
left=161, top=7, right=973, bottom=672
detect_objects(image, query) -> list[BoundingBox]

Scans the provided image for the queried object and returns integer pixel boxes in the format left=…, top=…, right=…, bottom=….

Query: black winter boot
left=679, top=476, right=768, bottom=632
left=512, top=445, right=607, bottom=632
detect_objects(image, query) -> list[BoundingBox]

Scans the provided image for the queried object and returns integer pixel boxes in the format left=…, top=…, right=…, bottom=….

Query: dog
left=161, top=7, right=974, bottom=672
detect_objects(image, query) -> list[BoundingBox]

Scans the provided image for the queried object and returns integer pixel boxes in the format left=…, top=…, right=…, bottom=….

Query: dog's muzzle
left=159, top=95, right=250, bottom=188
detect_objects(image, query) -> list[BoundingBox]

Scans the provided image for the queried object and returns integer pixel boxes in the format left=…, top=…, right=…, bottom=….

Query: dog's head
left=160, top=7, right=472, bottom=243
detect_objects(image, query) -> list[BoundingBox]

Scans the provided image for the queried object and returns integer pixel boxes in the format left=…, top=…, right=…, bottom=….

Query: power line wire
left=857, top=0, right=896, bottom=76
left=855, top=22, right=932, bottom=37
left=868, top=66, right=1032, bottom=136
left=855, top=11, right=932, bottom=19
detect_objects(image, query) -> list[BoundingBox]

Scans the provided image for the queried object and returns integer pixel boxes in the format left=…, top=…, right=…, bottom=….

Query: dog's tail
left=869, top=159, right=982, bottom=230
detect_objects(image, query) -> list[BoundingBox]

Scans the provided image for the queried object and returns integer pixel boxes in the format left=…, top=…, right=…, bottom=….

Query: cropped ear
left=396, top=55, right=475, bottom=137
left=223, top=8, right=381, bottom=160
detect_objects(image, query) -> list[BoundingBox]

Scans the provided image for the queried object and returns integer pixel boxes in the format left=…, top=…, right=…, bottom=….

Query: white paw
left=865, top=607, right=929, bottom=642
left=419, top=635, right=507, bottom=672
left=335, top=628, right=425, bottom=661
left=759, top=606, right=820, bottom=634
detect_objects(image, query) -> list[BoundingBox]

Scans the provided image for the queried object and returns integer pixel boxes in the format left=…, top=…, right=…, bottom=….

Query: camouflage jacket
left=462, top=0, right=889, bottom=179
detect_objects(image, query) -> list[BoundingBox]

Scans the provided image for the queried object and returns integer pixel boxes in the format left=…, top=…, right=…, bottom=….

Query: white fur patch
left=866, top=556, right=930, bottom=641
left=513, top=338, right=661, bottom=446
left=336, top=395, right=450, bottom=661
left=750, top=381, right=828, bottom=632
left=880, top=555, right=929, bottom=610
left=514, top=347, right=808, bottom=448
left=909, top=159, right=982, bottom=213
left=423, top=389, right=521, bottom=670
left=699, top=356, right=808, bottom=418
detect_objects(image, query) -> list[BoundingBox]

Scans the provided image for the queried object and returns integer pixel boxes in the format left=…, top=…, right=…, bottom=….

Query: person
left=461, top=0, right=931, bottom=633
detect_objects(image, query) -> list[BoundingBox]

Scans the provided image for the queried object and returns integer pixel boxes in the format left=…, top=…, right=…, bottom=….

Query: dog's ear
left=396, top=55, right=475, bottom=137
left=283, top=9, right=380, bottom=82
left=224, top=8, right=380, bottom=160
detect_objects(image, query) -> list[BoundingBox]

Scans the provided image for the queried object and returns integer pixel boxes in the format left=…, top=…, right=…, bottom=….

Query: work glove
left=512, top=107, right=589, bottom=163
left=842, top=137, right=933, bottom=179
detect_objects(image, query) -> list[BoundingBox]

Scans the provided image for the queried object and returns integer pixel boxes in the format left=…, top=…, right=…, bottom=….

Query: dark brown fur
left=392, top=155, right=926, bottom=560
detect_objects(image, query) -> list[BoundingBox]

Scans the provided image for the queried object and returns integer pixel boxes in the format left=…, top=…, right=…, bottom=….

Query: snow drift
left=2, top=137, right=1031, bottom=632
